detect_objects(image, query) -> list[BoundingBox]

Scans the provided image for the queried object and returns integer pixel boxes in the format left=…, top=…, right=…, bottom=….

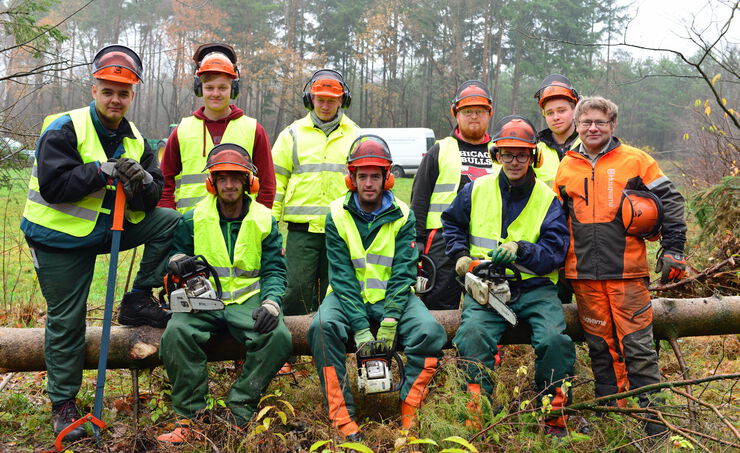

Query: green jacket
left=325, top=192, right=419, bottom=332
left=171, top=196, right=287, bottom=305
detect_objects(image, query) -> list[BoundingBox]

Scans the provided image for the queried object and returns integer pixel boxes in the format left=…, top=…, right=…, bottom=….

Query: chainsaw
left=356, top=341, right=405, bottom=395
left=463, top=260, right=523, bottom=326
left=160, top=254, right=225, bottom=313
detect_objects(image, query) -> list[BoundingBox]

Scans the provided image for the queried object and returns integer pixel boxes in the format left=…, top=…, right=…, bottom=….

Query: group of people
left=22, top=42, right=688, bottom=445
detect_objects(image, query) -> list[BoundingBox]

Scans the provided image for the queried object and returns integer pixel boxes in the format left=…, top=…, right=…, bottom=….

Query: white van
left=361, top=128, right=435, bottom=177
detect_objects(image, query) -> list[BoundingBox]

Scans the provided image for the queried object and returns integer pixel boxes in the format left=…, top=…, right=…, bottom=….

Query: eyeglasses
left=459, top=108, right=489, bottom=118
left=578, top=120, right=611, bottom=129
left=498, top=153, right=532, bottom=163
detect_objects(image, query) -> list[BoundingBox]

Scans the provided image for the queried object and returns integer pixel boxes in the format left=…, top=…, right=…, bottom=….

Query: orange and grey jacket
left=554, top=137, right=686, bottom=280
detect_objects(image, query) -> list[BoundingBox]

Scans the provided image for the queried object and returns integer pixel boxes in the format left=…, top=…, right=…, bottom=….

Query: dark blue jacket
left=441, top=168, right=569, bottom=291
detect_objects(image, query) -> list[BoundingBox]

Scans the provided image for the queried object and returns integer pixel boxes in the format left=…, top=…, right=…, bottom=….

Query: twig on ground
left=0, top=373, right=14, bottom=392
left=649, top=256, right=736, bottom=291
left=670, top=387, right=740, bottom=441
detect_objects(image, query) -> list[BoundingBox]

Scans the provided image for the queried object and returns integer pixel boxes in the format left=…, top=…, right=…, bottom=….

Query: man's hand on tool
left=376, top=318, right=398, bottom=351
left=354, top=328, right=375, bottom=348
left=252, top=299, right=280, bottom=333
left=115, top=158, right=153, bottom=198
left=455, top=256, right=473, bottom=277
left=488, top=242, right=518, bottom=266
left=656, top=251, right=686, bottom=284
left=99, top=160, right=118, bottom=184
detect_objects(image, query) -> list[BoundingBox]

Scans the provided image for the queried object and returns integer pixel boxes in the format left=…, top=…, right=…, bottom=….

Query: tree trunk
left=0, top=297, right=738, bottom=372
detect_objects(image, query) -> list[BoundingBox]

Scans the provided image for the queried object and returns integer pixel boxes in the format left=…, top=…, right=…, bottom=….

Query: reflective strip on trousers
left=222, top=281, right=261, bottom=301
left=27, top=189, right=105, bottom=221
left=284, top=205, right=329, bottom=216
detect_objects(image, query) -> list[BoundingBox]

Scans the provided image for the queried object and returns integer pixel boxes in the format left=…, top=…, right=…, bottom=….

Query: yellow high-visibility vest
left=192, top=195, right=272, bottom=305
left=329, top=195, right=410, bottom=303
left=175, top=115, right=257, bottom=212
left=23, top=107, right=145, bottom=237
left=469, top=173, right=558, bottom=284
left=272, top=113, right=359, bottom=233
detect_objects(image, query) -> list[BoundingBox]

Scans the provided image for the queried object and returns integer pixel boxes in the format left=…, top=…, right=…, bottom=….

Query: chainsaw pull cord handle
left=193, top=254, right=223, bottom=299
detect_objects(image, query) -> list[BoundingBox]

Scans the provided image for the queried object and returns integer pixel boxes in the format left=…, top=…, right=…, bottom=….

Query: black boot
left=52, top=400, right=87, bottom=442
left=117, top=290, right=171, bottom=328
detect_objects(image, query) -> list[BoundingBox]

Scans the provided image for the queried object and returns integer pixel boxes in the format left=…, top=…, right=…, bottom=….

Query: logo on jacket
left=607, top=168, right=616, bottom=208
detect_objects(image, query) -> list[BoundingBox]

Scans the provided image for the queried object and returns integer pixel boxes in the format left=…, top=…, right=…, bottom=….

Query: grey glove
left=99, top=161, right=118, bottom=181
left=252, top=299, right=280, bottom=333
left=115, top=158, right=152, bottom=197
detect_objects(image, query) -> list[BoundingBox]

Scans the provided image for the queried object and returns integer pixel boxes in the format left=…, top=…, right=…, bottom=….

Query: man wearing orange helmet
left=157, top=144, right=291, bottom=444
left=21, top=44, right=179, bottom=441
left=533, top=74, right=582, bottom=184
left=307, top=136, right=445, bottom=440
left=442, top=116, right=575, bottom=437
left=159, top=43, right=275, bottom=212
left=554, top=97, right=687, bottom=436
left=411, top=80, right=497, bottom=310
left=271, top=69, right=360, bottom=317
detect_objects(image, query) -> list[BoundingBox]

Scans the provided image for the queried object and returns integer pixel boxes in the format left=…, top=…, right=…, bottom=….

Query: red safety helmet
left=621, top=190, right=663, bottom=240
left=451, top=80, right=493, bottom=116
left=345, top=135, right=394, bottom=190
left=204, top=143, right=259, bottom=194
left=534, top=74, right=579, bottom=108
left=491, top=115, right=537, bottom=149
left=92, top=45, right=143, bottom=85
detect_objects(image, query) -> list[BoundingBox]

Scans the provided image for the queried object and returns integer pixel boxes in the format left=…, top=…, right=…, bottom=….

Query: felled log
left=0, top=296, right=738, bottom=372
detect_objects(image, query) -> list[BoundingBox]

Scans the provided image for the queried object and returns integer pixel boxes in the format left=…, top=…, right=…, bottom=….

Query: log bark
left=0, top=296, right=738, bottom=372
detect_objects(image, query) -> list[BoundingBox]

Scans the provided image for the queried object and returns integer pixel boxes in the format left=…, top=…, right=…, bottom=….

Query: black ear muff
left=302, top=69, right=351, bottom=111
left=533, top=147, right=543, bottom=168
left=231, top=67, right=240, bottom=99
left=193, top=74, right=202, bottom=97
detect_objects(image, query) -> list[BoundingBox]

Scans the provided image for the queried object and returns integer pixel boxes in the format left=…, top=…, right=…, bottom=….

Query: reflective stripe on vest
left=193, top=195, right=272, bottom=305
left=469, top=173, right=558, bottom=284
left=276, top=114, right=359, bottom=233
left=174, top=115, right=257, bottom=213
left=23, top=107, right=145, bottom=237
left=535, top=136, right=581, bottom=184
left=329, top=195, right=410, bottom=304
left=425, top=137, right=496, bottom=229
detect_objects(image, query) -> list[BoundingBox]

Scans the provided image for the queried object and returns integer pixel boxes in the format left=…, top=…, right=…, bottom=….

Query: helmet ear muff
left=206, top=174, right=217, bottom=194
left=345, top=173, right=356, bottom=191
left=303, top=69, right=351, bottom=110
left=533, top=147, right=543, bottom=168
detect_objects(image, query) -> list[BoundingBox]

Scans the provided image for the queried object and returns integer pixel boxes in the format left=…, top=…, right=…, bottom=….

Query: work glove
left=99, top=160, right=118, bottom=184
left=376, top=319, right=398, bottom=351
left=415, top=276, right=429, bottom=293
left=252, top=299, right=280, bottom=333
left=656, top=251, right=686, bottom=284
left=455, top=256, right=473, bottom=277
left=488, top=242, right=518, bottom=267
left=115, top=158, right=153, bottom=198
left=353, top=328, right=375, bottom=349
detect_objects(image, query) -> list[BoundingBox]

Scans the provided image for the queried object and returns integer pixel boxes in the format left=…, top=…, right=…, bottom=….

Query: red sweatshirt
left=158, top=105, right=275, bottom=209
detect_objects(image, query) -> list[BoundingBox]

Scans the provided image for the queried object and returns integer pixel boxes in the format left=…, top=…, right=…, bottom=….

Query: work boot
left=51, top=400, right=87, bottom=442
left=644, top=414, right=668, bottom=437
left=157, top=419, right=199, bottom=445
left=117, top=290, right=171, bottom=328
left=338, top=420, right=362, bottom=441
left=543, top=424, right=568, bottom=438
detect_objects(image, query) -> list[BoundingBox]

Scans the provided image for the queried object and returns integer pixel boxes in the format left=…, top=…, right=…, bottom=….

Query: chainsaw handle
left=193, top=255, right=223, bottom=299
left=416, top=254, right=437, bottom=294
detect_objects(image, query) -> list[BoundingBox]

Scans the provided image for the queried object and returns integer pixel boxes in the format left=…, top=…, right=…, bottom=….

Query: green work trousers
left=159, top=294, right=292, bottom=425
left=308, top=293, right=445, bottom=426
left=453, top=284, right=575, bottom=397
left=283, top=230, right=328, bottom=315
left=33, top=207, right=179, bottom=404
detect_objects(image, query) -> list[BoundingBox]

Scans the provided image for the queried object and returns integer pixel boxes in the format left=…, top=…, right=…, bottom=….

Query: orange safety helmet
left=302, top=69, right=351, bottom=109
left=450, top=80, right=493, bottom=116
left=193, top=43, right=238, bottom=78
left=345, top=135, right=394, bottom=191
left=534, top=74, right=579, bottom=108
left=620, top=190, right=663, bottom=240
left=92, top=45, right=143, bottom=85
left=490, top=115, right=543, bottom=167
left=204, top=143, right=259, bottom=195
